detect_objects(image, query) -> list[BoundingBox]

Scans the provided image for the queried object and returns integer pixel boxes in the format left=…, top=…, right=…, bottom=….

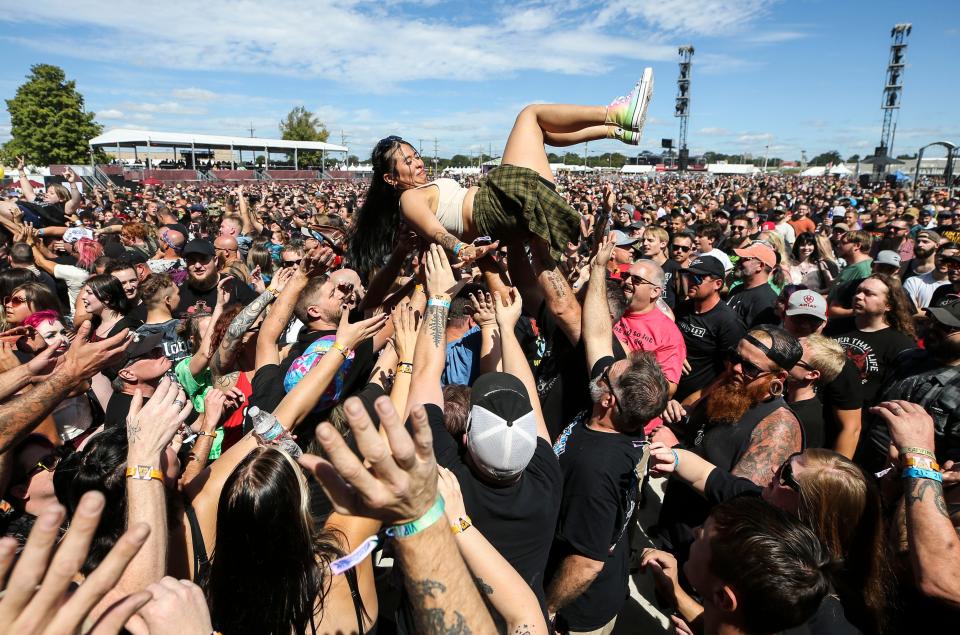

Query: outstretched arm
left=648, top=442, right=718, bottom=496
left=209, top=290, right=275, bottom=387
left=494, top=288, right=549, bottom=443
left=582, top=235, right=617, bottom=371
left=16, top=156, right=36, bottom=202
left=406, top=244, right=456, bottom=416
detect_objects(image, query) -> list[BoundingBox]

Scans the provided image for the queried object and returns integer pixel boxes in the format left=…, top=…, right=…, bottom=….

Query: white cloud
left=0, top=1, right=727, bottom=89
left=171, top=87, right=218, bottom=101
left=744, top=30, right=806, bottom=44
left=698, top=127, right=731, bottom=136
left=122, top=101, right=205, bottom=115
left=97, top=108, right=125, bottom=119
left=594, top=0, right=777, bottom=36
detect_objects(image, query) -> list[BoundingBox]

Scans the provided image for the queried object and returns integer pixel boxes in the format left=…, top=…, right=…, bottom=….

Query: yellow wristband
left=125, top=465, right=163, bottom=482
left=451, top=516, right=472, bottom=534
left=397, top=362, right=413, bottom=375
left=902, top=456, right=941, bottom=472
left=332, top=341, right=350, bottom=358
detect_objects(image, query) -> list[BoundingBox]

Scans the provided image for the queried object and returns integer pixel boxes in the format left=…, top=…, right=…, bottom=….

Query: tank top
left=415, top=179, right=467, bottom=235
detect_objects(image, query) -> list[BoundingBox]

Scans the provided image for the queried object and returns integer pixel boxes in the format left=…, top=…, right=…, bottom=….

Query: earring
left=769, top=379, right=784, bottom=397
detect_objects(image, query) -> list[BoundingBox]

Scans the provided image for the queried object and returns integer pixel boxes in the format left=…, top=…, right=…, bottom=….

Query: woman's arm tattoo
left=211, top=291, right=274, bottom=378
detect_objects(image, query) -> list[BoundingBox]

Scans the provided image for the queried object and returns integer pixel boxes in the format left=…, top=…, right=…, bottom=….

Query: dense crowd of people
left=0, top=149, right=959, bottom=635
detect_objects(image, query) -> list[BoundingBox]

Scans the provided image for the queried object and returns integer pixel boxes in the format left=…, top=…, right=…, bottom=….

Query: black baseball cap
left=682, top=255, right=725, bottom=279
left=925, top=300, right=960, bottom=328
left=182, top=239, right=215, bottom=257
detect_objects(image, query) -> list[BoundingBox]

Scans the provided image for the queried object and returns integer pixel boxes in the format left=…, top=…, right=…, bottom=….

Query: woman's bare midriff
left=418, top=182, right=480, bottom=240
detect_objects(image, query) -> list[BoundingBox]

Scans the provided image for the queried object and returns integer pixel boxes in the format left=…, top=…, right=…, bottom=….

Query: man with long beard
left=860, top=299, right=960, bottom=471
left=655, top=325, right=804, bottom=560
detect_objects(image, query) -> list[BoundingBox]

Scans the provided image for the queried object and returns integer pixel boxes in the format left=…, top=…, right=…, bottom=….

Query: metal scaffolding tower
left=870, top=23, right=911, bottom=179
left=675, top=45, right=694, bottom=171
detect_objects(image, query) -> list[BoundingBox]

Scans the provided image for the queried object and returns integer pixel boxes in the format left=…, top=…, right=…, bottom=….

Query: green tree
left=3, top=64, right=103, bottom=165
left=279, top=106, right=329, bottom=169
left=846, top=153, right=860, bottom=162
left=896, top=153, right=917, bottom=160
left=810, top=150, right=842, bottom=166
left=449, top=154, right=472, bottom=167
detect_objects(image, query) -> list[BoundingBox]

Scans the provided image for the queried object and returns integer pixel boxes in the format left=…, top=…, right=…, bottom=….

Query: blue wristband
left=452, top=242, right=466, bottom=256
left=385, top=496, right=446, bottom=539
left=671, top=449, right=680, bottom=471
left=901, top=467, right=943, bottom=482
left=427, top=299, right=451, bottom=309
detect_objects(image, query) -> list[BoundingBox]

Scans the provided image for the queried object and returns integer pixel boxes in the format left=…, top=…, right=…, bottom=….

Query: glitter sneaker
left=606, top=67, right=654, bottom=133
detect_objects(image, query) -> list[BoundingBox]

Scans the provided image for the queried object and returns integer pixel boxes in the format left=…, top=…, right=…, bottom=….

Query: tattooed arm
left=530, top=239, right=582, bottom=344
left=406, top=244, right=455, bottom=418
left=582, top=235, right=617, bottom=371
left=731, top=407, right=803, bottom=487
left=873, top=400, right=960, bottom=607
left=210, top=290, right=275, bottom=387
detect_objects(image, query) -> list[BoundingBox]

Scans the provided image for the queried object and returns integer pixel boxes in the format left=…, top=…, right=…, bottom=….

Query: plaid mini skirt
left=472, top=164, right=581, bottom=262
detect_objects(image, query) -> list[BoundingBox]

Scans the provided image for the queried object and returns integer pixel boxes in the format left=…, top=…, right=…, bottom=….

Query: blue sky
left=1, top=0, right=958, bottom=162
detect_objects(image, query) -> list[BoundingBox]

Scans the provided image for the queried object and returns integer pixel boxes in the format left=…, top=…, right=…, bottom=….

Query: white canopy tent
left=707, top=163, right=759, bottom=175
left=621, top=164, right=655, bottom=174
left=800, top=166, right=827, bottom=177
left=829, top=164, right=853, bottom=176
left=89, top=128, right=348, bottom=170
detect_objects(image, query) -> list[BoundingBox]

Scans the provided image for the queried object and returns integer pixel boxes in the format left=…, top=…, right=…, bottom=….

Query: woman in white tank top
left=347, top=69, right=655, bottom=279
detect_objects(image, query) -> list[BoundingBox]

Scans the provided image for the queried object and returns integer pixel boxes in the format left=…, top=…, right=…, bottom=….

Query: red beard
left=705, top=375, right=775, bottom=424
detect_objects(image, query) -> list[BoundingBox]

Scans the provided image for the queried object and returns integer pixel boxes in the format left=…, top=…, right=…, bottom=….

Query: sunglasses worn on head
left=376, top=135, right=404, bottom=151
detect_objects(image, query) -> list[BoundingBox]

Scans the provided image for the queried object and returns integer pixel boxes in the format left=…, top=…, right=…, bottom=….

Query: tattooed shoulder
left=732, top=406, right=802, bottom=486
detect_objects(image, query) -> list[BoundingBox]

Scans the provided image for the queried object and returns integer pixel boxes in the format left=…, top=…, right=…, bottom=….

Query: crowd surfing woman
left=349, top=69, right=655, bottom=277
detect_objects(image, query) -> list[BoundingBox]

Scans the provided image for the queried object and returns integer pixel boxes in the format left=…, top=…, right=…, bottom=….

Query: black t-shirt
left=790, top=396, right=825, bottom=449
left=426, top=403, right=561, bottom=609
left=548, top=405, right=644, bottom=631
left=535, top=303, right=626, bottom=441
left=675, top=300, right=746, bottom=402
left=175, top=276, right=257, bottom=317
left=725, top=282, right=779, bottom=328
left=818, top=358, right=864, bottom=449
left=832, top=327, right=917, bottom=406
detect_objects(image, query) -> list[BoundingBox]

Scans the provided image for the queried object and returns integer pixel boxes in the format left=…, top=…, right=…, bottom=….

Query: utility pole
left=418, top=139, right=424, bottom=156
left=763, top=143, right=770, bottom=172
left=433, top=138, right=439, bottom=178
left=248, top=122, right=255, bottom=137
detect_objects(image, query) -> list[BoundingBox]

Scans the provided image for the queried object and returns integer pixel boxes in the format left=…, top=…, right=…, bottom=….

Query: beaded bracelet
left=901, top=446, right=936, bottom=459
left=901, top=467, right=943, bottom=483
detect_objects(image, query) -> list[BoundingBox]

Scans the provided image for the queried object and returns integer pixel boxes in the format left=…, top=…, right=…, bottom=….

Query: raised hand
left=64, top=167, right=77, bottom=184
left=126, top=377, right=194, bottom=464
left=391, top=302, right=419, bottom=361
left=136, top=578, right=213, bottom=635
left=0, top=492, right=151, bottom=635
left=590, top=233, right=616, bottom=270
left=424, top=243, right=456, bottom=296
left=269, top=265, right=295, bottom=293
left=336, top=308, right=389, bottom=351
left=215, top=276, right=233, bottom=309
left=437, top=466, right=467, bottom=521
left=601, top=182, right=616, bottom=212
left=249, top=265, right=266, bottom=294
left=870, top=400, right=935, bottom=454
left=493, top=288, right=523, bottom=331
left=299, top=395, right=437, bottom=524
left=456, top=240, right=500, bottom=267
left=648, top=442, right=679, bottom=477
left=468, top=291, right=496, bottom=328
left=299, top=245, right=336, bottom=278
left=16, top=156, right=25, bottom=171
left=59, top=321, right=131, bottom=381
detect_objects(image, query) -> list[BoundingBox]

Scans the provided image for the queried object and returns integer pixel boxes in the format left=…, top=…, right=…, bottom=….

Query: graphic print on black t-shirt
left=834, top=327, right=916, bottom=405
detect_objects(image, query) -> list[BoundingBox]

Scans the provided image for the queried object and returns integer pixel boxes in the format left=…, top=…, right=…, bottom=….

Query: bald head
left=160, top=227, right=185, bottom=250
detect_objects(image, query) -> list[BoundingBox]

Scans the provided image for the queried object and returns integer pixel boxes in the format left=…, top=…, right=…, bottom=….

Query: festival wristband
left=385, top=496, right=446, bottom=539
left=451, top=515, right=472, bottom=535
left=125, top=465, right=163, bottom=482
left=332, top=341, right=350, bottom=358
left=330, top=534, right=381, bottom=576
left=428, top=299, right=451, bottom=310
left=900, top=446, right=935, bottom=459
left=671, top=449, right=680, bottom=471
left=415, top=284, right=424, bottom=294
left=901, top=467, right=943, bottom=483
left=396, top=362, right=413, bottom=375
left=453, top=242, right=466, bottom=256
left=901, top=456, right=940, bottom=472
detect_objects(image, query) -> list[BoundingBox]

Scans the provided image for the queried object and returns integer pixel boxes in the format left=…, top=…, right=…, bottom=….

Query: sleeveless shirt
left=415, top=178, right=467, bottom=235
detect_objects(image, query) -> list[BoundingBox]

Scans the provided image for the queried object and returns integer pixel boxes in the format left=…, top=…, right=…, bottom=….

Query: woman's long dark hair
left=205, top=446, right=344, bottom=635
left=52, top=426, right=128, bottom=575
left=84, top=274, right=132, bottom=315
left=347, top=137, right=406, bottom=279
left=792, top=232, right=821, bottom=264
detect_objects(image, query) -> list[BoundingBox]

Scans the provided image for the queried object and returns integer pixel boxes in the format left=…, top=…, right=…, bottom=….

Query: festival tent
left=621, top=165, right=655, bottom=174
left=828, top=164, right=853, bottom=176
left=800, top=167, right=826, bottom=177
left=708, top=163, right=760, bottom=175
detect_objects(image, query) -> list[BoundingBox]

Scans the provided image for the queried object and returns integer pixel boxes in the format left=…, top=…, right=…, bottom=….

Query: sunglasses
left=671, top=244, right=691, bottom=252
left=281, top=259, right=302, bottom=268
left=4, top=295, right=26, bottom=308
left=775, top=452, right=803, bottom=492
left=28, top=452, right=62, bottom=478
left=626, top=274, right=658, bottom=287
left=795, top=359, right=815, bottom=372
left=376, top=135, right=404, bottom=151
left=599, top=365, right=622, bottom=413
left=724, top=348, right=770, bottom=380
